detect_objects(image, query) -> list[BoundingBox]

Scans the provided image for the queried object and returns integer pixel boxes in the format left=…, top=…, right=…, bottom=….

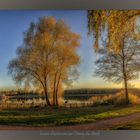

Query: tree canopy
left=8, top=17, right=81, bottom=107
left=88, top=10, right=140, bottom=52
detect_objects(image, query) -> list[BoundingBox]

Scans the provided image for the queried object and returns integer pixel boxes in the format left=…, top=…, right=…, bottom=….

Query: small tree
left=8, top=17, right=80, bottom=107
left=94, top=34, right=140, bottom=104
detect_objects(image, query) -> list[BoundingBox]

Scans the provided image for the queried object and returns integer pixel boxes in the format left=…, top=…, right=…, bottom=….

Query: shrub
left=113, top=92, right=140, bottom=105
left=89, top=91, right=140, bottom=105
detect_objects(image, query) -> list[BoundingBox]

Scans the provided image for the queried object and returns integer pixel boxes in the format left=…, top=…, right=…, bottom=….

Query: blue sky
left=0, top=10, right=126, bottom=90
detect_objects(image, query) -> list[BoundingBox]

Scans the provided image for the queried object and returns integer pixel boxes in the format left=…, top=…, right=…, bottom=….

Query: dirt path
left=1, top=111, right=140, bottom=130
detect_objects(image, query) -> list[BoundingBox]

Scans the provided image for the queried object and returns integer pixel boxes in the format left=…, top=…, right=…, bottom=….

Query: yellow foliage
left=88, top=10, right=140, bottom=52
left=9, top=16, right=81, bottom=107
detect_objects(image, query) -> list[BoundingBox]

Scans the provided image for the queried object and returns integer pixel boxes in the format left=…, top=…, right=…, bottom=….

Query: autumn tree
left=50, top=25, right=80, bottom=106
left=94, top=33, right=140, bottom=104
left=8, top=17, right=80, bottom=107
left=87, top=10, right=140, bottom=52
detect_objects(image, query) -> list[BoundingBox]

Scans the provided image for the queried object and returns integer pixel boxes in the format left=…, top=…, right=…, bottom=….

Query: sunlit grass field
left=0, top=105, right=140, bottom=126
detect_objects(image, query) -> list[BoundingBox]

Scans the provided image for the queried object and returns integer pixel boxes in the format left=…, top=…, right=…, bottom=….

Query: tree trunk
left=44, top=86, right=51, bottom=107
left=53, top=73, right=57, bottom=106
left=55, top=89, right=58, bottom=106
left=53, top=90, right=56, bottom=106
left=55, top=73, right=62, bottom=107
left=124, top=78, right=129, bottom=104
left=122, top=45, right=129, bottom=104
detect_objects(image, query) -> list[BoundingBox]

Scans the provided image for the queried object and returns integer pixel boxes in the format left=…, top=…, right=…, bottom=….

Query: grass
left=0, top=105, right=139, bottom=126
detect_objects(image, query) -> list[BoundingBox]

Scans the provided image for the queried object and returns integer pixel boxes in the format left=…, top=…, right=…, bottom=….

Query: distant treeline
left=0, top=90, right=43, bottom=101
left=0, top=88, right=140, bottom=101
left=64, top=88, right=140, bottom=100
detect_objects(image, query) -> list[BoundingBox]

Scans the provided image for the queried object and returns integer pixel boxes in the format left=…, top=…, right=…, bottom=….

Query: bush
left=113, top=92, right=140, bottom=105
left=89, top=91, right=140, bottom=105
left=89, top=95, right=114, bottom=105
left=113, top=92, right=127, bottom=105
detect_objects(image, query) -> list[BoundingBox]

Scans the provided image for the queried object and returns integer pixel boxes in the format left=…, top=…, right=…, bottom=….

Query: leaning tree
left=94, top=33, right=140, bottom=104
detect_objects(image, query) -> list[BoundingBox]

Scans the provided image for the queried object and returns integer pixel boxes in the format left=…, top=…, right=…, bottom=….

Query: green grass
left=0, top=105, right=140, bottom=126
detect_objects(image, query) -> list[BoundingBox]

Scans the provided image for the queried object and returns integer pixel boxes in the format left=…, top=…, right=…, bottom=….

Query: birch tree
left=8, top=17, right=80, bottom=107
left=94, top=34, right=140, bottom=104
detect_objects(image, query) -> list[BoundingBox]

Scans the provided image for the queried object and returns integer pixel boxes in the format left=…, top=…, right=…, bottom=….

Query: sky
left=0, top=10, right=138, bottom=90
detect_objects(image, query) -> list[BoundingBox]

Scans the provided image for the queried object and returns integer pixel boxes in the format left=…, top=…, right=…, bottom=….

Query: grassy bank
left=0, top=105, right=140, bottom=126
